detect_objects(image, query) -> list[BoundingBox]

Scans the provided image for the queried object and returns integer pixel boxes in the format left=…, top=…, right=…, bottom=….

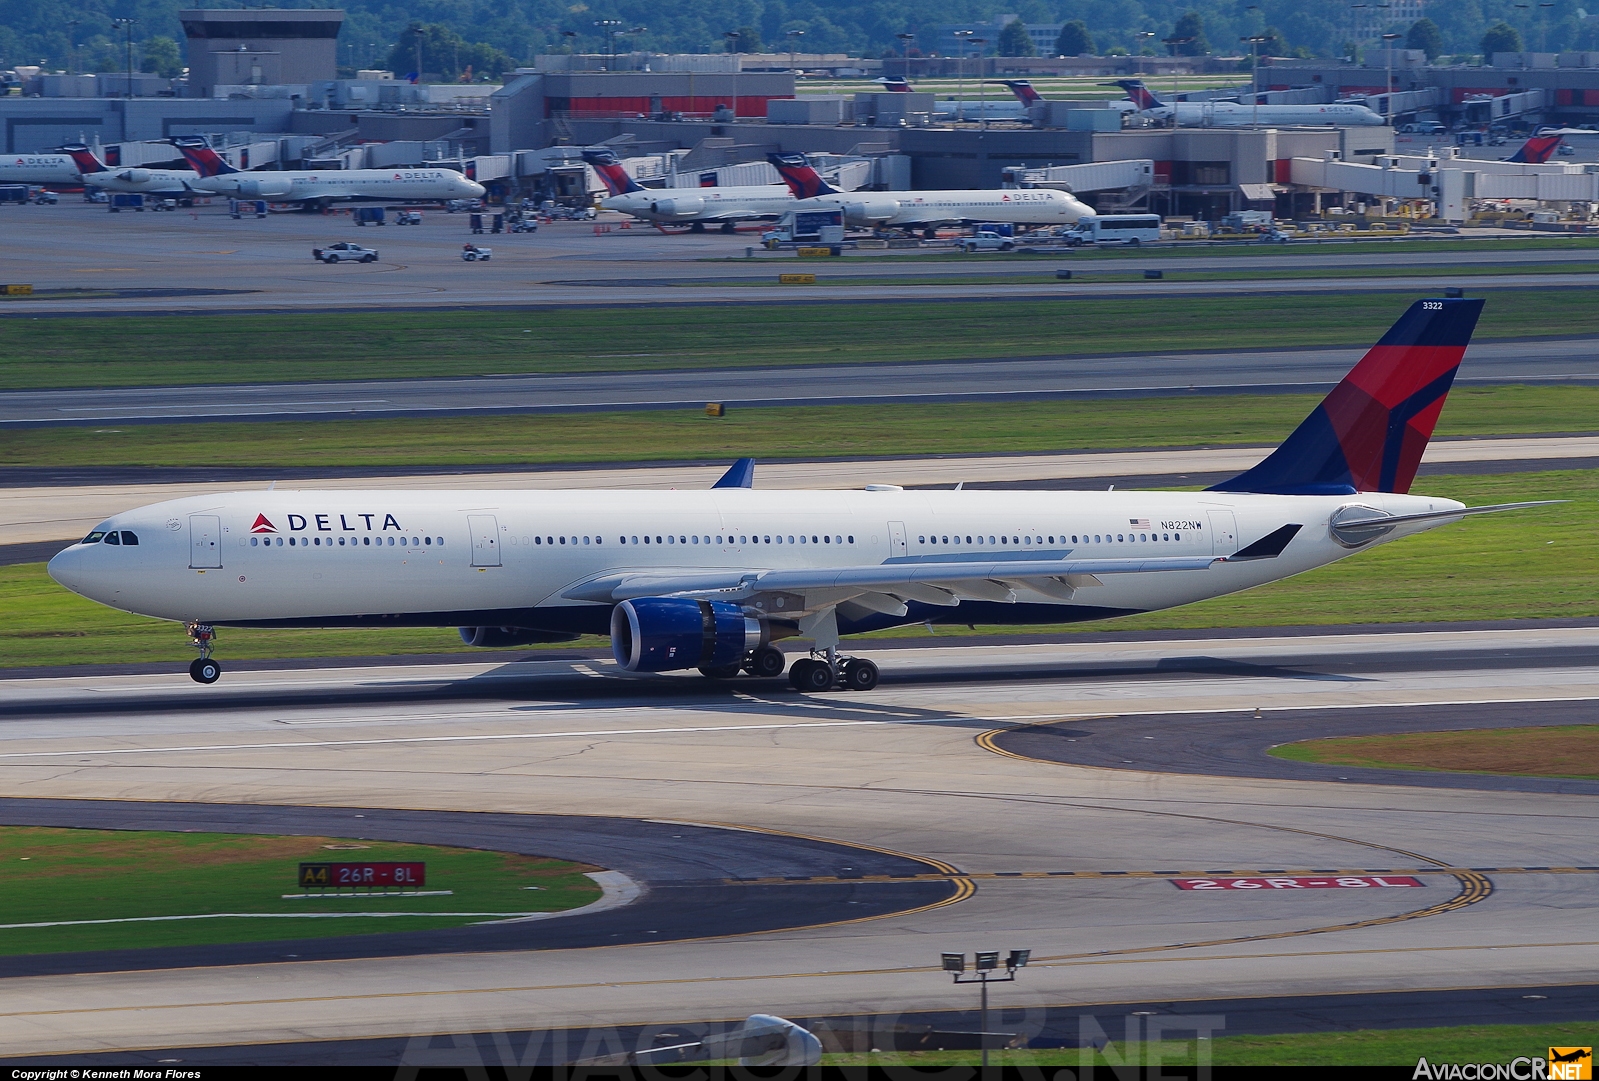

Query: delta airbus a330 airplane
left=49, top=297, right=1550, bottom=691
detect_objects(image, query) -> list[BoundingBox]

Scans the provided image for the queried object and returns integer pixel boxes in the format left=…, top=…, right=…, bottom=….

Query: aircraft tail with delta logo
left=171, top=139, right=240, bottom=177
left=1210, top=297, right=1486, bottom=495
left=766, top=153, right=840, bottom=198
left=1114, top=79, right=1168, bottom=111
left=581, top=148, right=647, bottom=195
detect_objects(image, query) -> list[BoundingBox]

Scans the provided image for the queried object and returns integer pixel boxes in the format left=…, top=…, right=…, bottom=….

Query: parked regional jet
left=583, top=148, right=794, bottom=231
left=49, top=297, right=1549, bottom=692
left=877, top=77, right=1047, bottom=122
left=60, top=145, right=201, bottom=199
left=1115, top=80, right=1385, bottom=127
left=768, top=152, right=1091, bottom=235
left=1506, top=133, right=1563, bottom=163
left=174, top=140, right=484, bottom=208
left=0, top=152, right=83, bottom=185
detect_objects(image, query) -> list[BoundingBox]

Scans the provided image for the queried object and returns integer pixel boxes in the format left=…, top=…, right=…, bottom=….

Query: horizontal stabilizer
left=1330, top=500, right=1564, bottom=546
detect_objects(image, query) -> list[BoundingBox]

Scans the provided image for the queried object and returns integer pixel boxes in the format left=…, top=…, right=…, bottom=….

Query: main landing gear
left=788, top=649, right=878, bottom=693
left=186, top=622, right=221, bottom=684
left=699, top=644, right=786, bottom=681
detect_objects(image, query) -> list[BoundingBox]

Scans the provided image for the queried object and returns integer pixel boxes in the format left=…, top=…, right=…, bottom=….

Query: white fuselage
left=795, top=186, right=1092, bottom=228
left=0, top=154, right=82, bottom=185
left=1149, top=102, right=1386, bottom=127
left=47, top=487, right=1462, bottom=635
left=192, top=168, right=486, bottom=204
left=601, top=185, right=796, bottom=224
left=933, top=100, right=1030, bottom=121
left=82, top=167, right=201, bottom=196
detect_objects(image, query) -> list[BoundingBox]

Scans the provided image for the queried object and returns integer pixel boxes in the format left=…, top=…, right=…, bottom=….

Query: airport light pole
left=724, top=31, right=741, bottom=119
left=410, top=24, right=424, bottom=83
left=595, top=21, right=622, bottom=71
left=971, top=37, right=988, bottom=130
left=67, top=19, right=79, bottom=77
left=953, top=30, right=973, bottom=124
left=1135, top=31, right=1154, bottom=79
left=1161, top=36, right=1192, bottom=128
left=1242, top=35, right=1270, bottom=127
left=1382, top=32, right=1401, bottom=125
left=897, top=32, right=915, bottom=80
left=790, top=30, right=807, bottom=75
left=1349, top=4, right=1366, bottom=65
left=112, top=17, right=136, bottom=99
left=942, top=949, right=1030, bottom=1068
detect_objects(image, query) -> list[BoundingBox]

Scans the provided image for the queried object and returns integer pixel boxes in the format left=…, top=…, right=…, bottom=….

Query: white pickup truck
left=312, top=242, right=378, bottom=263
left=958, top=231, right=1016, bottom=253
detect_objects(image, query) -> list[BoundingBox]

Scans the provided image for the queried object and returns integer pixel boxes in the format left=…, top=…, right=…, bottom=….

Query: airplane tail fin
left=766, top=152, right=840, bottom=198
left=59, top=144, right=107, bottom=176
left=1000, top=80, right=1042, bottom=106
left=172, top=139, right=239, bottom=177
left=1208, top=297, right=1485, bottom=496
left=875, top=77, right=912, bottom=92
left=1507, top=134, right=1562, bottom=164
left=1114, top=79, right=1165, bottom=110
left=581, top=148, right=646, bottom=195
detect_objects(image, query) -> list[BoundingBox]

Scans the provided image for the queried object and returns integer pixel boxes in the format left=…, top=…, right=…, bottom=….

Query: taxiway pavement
left=1, top=625, right=1595, bottom=1055
left=7, top=337, right=1599, bottom=427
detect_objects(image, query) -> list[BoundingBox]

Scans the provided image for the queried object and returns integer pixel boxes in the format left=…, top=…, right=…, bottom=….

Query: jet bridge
left=1290, top=150, right=1599, bottom=221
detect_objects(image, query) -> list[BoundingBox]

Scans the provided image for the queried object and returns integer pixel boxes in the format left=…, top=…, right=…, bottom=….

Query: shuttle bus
left=1063, top=214, right=1163, bottom=247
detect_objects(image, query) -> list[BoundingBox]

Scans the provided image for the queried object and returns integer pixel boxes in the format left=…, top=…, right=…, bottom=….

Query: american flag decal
left=1130, top=518, right=1151, bottom=528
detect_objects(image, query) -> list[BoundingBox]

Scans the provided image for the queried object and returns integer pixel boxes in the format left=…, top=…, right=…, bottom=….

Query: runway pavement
left=1, top=625, right=1595, bottom=1056
left=2, top=203, right=1597, bottom=314
left=7, top=337, right=1599, bottom=427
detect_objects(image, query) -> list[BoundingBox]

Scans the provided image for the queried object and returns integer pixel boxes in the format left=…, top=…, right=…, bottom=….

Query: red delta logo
left=393, top=173, right=402, bottom=179
left=1002, top=193, right=1012, bottom=201
left=250, top=514, right=278, bottom=534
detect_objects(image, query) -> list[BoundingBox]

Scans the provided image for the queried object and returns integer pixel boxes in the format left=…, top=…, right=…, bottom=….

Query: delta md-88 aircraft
left=49, top=298, right=1550, bottom=691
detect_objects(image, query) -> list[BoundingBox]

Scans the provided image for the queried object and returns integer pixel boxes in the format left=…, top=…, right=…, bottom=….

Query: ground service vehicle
left=109, top=193, right=145, bottom=212
left=354, top=207, right=386, bottom=225
left=1063, top=214, right=1163, bottom=247
left=313, top=243, right=378, bottom=263
left=959, top=231, right=1017, bottom=252
left=396, top=210, right=422, bottom=225
left=462, top=244, right=492, bottom=261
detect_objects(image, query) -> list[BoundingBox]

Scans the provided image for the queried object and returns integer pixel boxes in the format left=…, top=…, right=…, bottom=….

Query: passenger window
left=251, top=537, right=258, bottom=547
left=338, top=537, right=345, bottom=546
left=966, top=536, right=972, bottom=544
left=656, top=536, right=663, bottom=544
left=104, top=531, right=121, bottom=545
left=789, top=535, right=795, bottom=544
left=1024, top=536, right=1031, bottom=546
left=848, top=535, right=854, bottom=543
left=314, top=537, right=322, bottom=546
left=388, top=537, right=395, bottom=546
left=1118, top=534, right=1124, bottom=542
left=825, top=535, right=831, bottom=544
left=121, top=531, right=139, bottom=545
left=919, top=536, right=925, bottom=544
left=361, top=537, right=369, bottom=546
left=715, top=536, right=722, bottom=544
left=989, top=536, right=995, bottom=545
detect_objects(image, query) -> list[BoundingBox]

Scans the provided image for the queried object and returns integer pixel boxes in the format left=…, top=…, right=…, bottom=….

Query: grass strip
left=3, top=469, right=1592, bottom=669
left=1269, top=725, right=1599, bottom=780
left=790, top=235, right=1599, bottom=263
left=5, top=290, right=1599, bottom=391
left=4, top=386, right=1593, bottom=469
left=0, top=826, right=600, bottom=955
left=804, top=1023, right=1599, bottom=1067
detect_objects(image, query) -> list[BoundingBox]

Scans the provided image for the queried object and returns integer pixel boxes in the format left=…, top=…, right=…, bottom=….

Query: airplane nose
left=464, top=179, right=486, bottom=197
left=47, top=545, right=87, bottom=595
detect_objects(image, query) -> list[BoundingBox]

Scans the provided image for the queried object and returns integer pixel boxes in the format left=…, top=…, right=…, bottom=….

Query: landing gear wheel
left=690, top=222, right=706, bottom=233
left=699, top=662, right=743, bottom=679
left=790, top=658, right=834, bottom=692
left=720, top=222, right=736, bottom=234
left=842, top=658, right=879, bottom=691
left=189, top=658, right=221, bottom=684
left=745, top=645, right=786, bottom=678
left=922, top=227, right=938, bottom=240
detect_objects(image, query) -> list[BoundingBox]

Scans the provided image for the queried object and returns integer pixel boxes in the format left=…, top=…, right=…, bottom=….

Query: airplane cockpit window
left=81, top=531, right=106, bottom=544
left=103, top=531, right=121, bottom=545
left=120, top=531, right=139, bottom=544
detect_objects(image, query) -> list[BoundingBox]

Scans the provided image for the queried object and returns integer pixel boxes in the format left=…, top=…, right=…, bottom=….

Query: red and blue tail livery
left=765, top=153, right=839, bottom=198
left=58, top=144, right=108, bottom=177
left=1507, top=134, right=1562, bottom=164
left=172, top=139, right=239, bottom=177
left=581, top=149, right=646, bottom=196
left=1114, top=80, right=1167, bottom=111
left=1000, top=80, right=1042, bottom=106
left=1210, top=297, right=1485, bottom=496
left=875, top=77, right=912, bottom=92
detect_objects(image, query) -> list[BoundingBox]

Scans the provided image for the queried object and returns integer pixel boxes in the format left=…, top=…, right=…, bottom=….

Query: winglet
left=712, top=458, right=755, bottom=489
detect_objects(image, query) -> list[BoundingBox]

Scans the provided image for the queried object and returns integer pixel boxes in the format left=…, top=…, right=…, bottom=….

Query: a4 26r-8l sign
left=298, top=861, right=426, bottom=888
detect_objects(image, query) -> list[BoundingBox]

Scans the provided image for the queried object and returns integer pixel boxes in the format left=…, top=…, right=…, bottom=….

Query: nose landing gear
left=186, top=622, right=221, bottom=684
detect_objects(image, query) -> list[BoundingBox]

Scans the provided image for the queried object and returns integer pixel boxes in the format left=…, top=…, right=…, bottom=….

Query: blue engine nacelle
left=611, top=597, right=763, bottom=672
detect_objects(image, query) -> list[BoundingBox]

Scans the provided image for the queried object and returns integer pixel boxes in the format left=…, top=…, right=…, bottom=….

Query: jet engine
left=610, top=597, right=767, bottom=672
left=649, top=196, right=705, bottom=218
left=839, top=195, right=901, bottom=225
left=117, top=169, right=150, bottom=184
left=458, top=626, right=581, bottom=647
left=236, top=177, right=295, bottom=199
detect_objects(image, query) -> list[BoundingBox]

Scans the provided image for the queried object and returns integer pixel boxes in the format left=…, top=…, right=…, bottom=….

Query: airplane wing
left=562, top=553, right=1223, bottom=609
